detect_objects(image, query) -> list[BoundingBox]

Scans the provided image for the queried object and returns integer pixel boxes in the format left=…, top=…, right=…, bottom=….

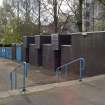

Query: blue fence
left=2, top=47, right=6, bottom=57
left=0, top=47, right=2, bottom=57
left=16, top=45, right=22, bottom=62
left=0, top=47, right=12, bottom=59
left=5, top=47, right=12, bottom=59
left=0, top=44, right=23, bottom=62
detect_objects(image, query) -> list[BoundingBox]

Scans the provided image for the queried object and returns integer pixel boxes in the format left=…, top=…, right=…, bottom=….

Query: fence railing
left=56, top=58, right=85, bottom=81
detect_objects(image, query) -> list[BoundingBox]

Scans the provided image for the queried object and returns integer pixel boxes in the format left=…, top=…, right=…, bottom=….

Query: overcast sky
left=0, top=0, right=3, bottom=6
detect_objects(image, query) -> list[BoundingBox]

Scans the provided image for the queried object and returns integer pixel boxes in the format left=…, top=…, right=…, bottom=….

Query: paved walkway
left=0, top=75, right=105, bottom=105
left=0, top=59, right=18, bottom=91
left=0, top=58, right=58, bottom=92
left=0, top=58, right=105, bottom=105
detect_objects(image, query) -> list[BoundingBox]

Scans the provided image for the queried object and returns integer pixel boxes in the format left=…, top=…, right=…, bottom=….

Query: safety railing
left=10, top=62, right=29, bottom=92
left=56, top=58, right=85, bottom=81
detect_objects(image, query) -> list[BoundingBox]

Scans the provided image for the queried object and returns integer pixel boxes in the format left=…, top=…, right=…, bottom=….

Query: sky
left=0, top=0, right=3, bottom=6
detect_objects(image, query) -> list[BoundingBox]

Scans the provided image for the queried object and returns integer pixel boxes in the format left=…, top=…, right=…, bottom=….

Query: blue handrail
left=10, top=62, right=29, bottom=92
left=56, top=58, right=85, bottom=81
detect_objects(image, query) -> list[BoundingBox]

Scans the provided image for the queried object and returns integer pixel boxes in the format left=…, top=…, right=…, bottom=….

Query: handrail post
left=56, top=68, right=59, bottom=81
left=25, top=63, right=29, bottom=79
left=22, top=62, right=28, bottom=92
left=10, top=72, right=13, bottom=90
left=79, top=58, right=85, bottom=81
left=64, top=64, right=68, bottom=78
left=55, top=58, right=85, bottom=82
left=14, top=72, right=17, bottom=89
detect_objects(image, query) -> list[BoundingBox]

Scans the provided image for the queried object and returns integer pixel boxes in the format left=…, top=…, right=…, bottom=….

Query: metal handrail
left=12, top=64, right=23, bottom=72
left=10, top=62, right=29, bottom=92
left=56, top=57, right=85, bottom=81
left=10, top=64, right=23, bottom=90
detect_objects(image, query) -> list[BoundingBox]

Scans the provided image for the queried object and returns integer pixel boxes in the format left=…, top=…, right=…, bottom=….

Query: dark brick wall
left=34, top=35, right=51, bottom=66
left=34, top=48, right=42, bottom=66
left=43, top=44, right=61, bottom=71
left=51, top=34, right=72, bottom=50
left=23, top=36, right=35, bottom=48
left=35, top=35, right=51, bottom=49
left=29, top=44, right=36, bottom=65
left=72, top=31, right=105, bottom=76
left=61, top=45, right=73, bottom=65
left=23, top=47, right=30, bottom=63
left=23, top=36, right=35, bottom=62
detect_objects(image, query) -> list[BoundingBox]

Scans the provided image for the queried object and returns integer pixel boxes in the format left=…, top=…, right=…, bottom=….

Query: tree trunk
left=78, top=0, right=83, bottom=32
left=53, top=0, right=58, bottom=33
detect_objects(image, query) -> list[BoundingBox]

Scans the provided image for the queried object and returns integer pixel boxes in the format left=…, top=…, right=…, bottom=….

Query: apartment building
left=83, top=0, right=105, bottom=32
